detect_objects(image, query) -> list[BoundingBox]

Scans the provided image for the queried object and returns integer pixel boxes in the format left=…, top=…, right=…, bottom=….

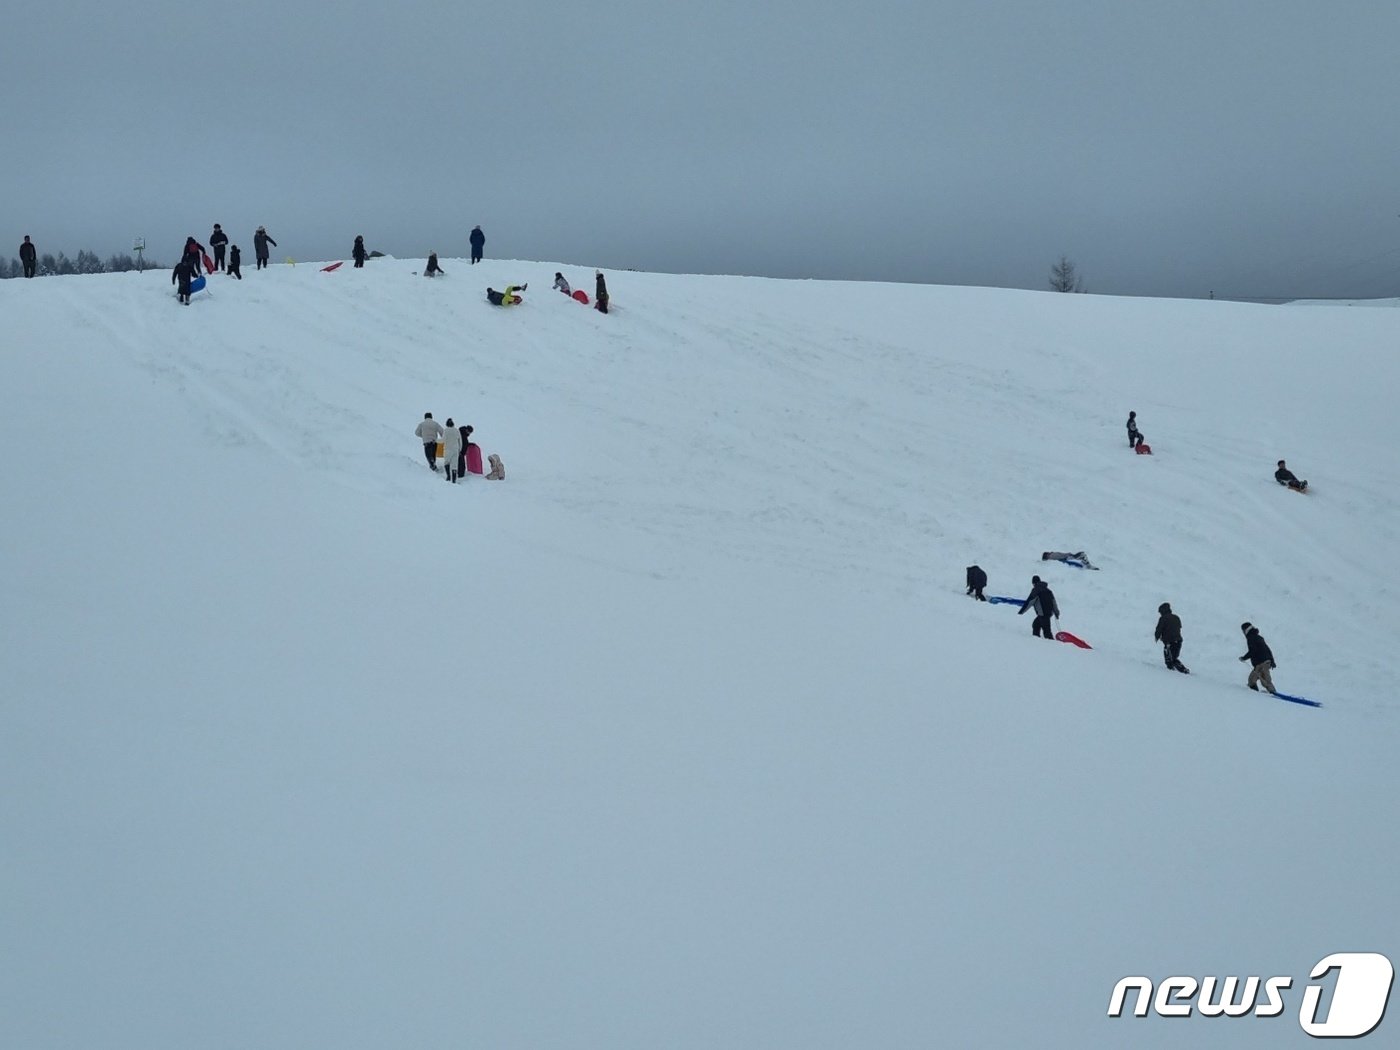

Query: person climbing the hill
left=1126, top=411, right=1143, bottom=449
left=1154, top=602, right=1189, bottom=673
left=19, top=235, right=37, bottom=278
left=442, top=418, right=463, bottom=483
left=183, top=236, right=206, bottom=275
left=352, top=236, right=368, bottom=268
left=227, top=244, right=243, bottom=279
left=553, top=272, right=571, bottom=295
left=171, top=256, right=196, bottom=305
left=254, top=226, right=277, bottom=270
left=415, top=412, right=444, bottom=471
left=595, top=270, right=610, bottom=314
left=424, top=252, right=444, bottom=277
left=1018, top=575, right=1059, bottom=639
left=457, top=424, right=472, bottom=478
left=1239, top=622, right=1277, bottom=694
left=1275, top=459, right=1308, bottom=491
left=209, top=224, right=228, bottom=271
left=469, top=225, right=484, bottom=264
left=965, top=565, right=988, bottom=601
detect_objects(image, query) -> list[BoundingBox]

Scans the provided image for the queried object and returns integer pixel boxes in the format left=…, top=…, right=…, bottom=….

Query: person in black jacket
left=353, top=235, right=368, bottom=268
left=1018, top=575, right=1059, bottom=639
left=424, top=252, right=444, bottom=277
left=1126, top=411, right=1143, bottom=449
left=171, top=257, right=196, bottom=304
left=227, top=244, right=243, bottom=279
left=209, top=224, right=228, bottom=271
left=183, top=236, right=205, bottom=275
left=965, top=565, right=988, bottom=601
left=469, top=225, right=485, bottom=263
left=19, top=235, right=38, bottom=277
left=254, top=226, right=276, bottom=270
left=1275, top=460, right=1307, bottom=491
left=595, top=270, right=610, bottom=314
left=1239, top=622, right=1277, bottom=694
left=1154, top=602, right=1189, bottom=673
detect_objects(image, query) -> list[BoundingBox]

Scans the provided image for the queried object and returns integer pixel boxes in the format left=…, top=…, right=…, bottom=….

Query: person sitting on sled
left=1275, top=460, right=1307, bottom=491
left=486, top=284, right=527, bottom=306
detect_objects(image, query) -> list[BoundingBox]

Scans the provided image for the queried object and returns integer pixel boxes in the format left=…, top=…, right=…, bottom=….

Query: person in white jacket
left=415, top=412, right=444, bottom=471
left=442, top=418, right=463, bottom=483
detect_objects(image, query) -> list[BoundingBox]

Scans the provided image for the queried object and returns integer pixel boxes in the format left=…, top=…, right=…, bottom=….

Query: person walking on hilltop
left=19, top=235, right=37, bottom=277
left=254, top=226, right=277, bottom=270
left=352, top=235, right=368, bottom=268
left=1126, top=411, right=1144, bottom=449
left=226, top=244, right=243, bottom=279
left=595, top=270, right=610, bottom=314
left=469, top=225, right=485, bottom=264
left=209, top=224, right=228, bottom=272
left=1018, top=575, right=1059, bottom=639
left=1154, top=602, right=1190, bottom=673
left=415, top=412, right=444, bottom=471
left=1239, top=622, right=1277, bottom=694
left=965, top=564, right=988, bottom=601
left=172, top=255, right=196, bottom=305
left=1275, top=459, right=1308, bottom=492
left=183, top=236, right=206, bottom=275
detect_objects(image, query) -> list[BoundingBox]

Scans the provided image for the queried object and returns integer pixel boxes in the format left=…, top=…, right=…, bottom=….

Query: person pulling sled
left=1239, top=622, right=1278, bottom=694
left=965, top=564, right=988, bottom=601
left=1018, top=576, right=1060, bottom=639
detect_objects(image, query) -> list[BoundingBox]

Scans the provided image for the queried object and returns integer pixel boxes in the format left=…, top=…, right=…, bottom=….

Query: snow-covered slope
left=3, top=260, right=1397, bottom=1049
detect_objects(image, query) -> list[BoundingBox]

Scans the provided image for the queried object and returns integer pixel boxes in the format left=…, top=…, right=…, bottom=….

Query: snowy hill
left=3, top=260, right=1398, bottom=1049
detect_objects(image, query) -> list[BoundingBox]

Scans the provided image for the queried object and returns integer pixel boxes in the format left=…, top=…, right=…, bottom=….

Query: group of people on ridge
left=170, top=225, right=277, bottom=302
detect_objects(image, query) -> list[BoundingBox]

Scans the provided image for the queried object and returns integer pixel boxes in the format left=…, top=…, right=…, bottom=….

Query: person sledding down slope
left=486, top=283, right=527, bottom=305
left=1275, top=459, right=1308, bottom=491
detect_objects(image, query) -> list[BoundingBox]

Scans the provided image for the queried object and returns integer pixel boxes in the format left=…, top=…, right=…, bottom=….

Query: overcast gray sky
left=5, top=1, right=1399, bottom=299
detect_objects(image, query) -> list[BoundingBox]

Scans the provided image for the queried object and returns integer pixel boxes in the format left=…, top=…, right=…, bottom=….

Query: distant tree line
left=0, top=250, right=163, bottom=278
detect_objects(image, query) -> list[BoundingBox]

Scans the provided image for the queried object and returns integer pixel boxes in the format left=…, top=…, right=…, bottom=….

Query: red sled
left=572, top=289, right=590, bottom=305
left=1055, top=631, right=1092, bottom=649
left=1135, top=443, right=1152, bottom=455
left=202, top=252, right=216, bottom=274
left=466, top=444, right=484, bottom=475
left=321, top=261, right=344, bottom=272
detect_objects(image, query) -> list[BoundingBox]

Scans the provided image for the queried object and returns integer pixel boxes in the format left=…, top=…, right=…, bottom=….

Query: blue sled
left=1272, top=691, right=1322, bottom=709
left=189, top=275, right=206, bottom=294
left=1054, top=558, right=1096, bottom=570
left=988, top=596, right=1023, bottom=606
